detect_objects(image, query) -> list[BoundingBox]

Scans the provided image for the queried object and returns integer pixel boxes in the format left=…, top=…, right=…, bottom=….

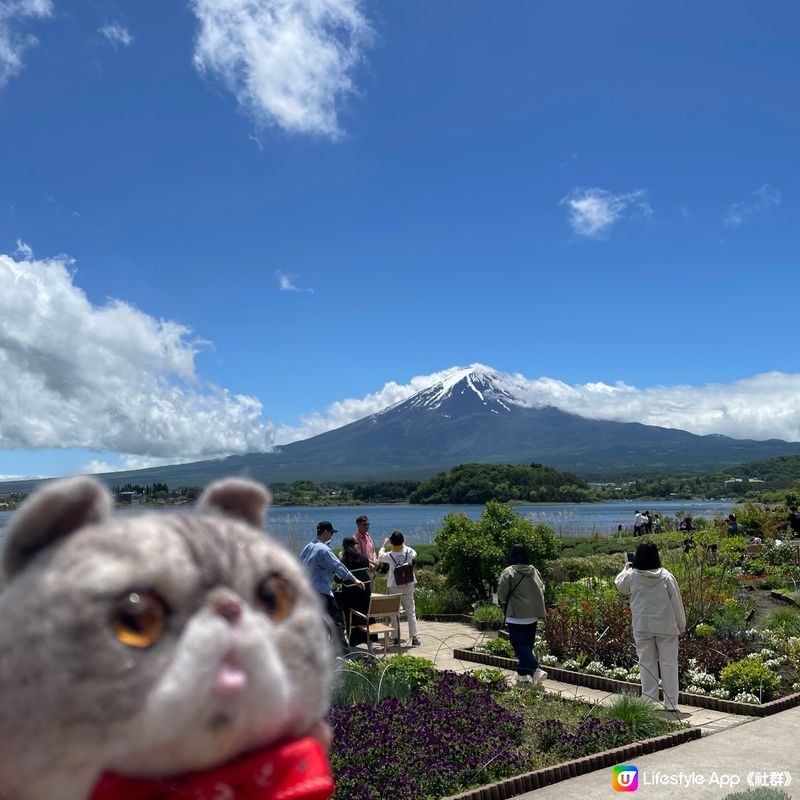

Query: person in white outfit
left=615, top=541, right=686, bottom=712
left=378, top=530, right=419, bottom=647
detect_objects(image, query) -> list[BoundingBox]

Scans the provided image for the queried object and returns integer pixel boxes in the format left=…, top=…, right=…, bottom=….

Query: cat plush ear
left=197, top=479, right=270, bottom=529
left=3, top=476, right=113, bottom=579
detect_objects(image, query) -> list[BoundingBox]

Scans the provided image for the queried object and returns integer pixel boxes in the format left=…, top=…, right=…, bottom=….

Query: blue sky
left=1, top=1, right=799, bottom=479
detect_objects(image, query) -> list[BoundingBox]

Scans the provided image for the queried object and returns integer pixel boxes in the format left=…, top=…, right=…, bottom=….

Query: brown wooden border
left=442, top=728, right=701, bottom=800
left=452, top=647, right=800, bottom=717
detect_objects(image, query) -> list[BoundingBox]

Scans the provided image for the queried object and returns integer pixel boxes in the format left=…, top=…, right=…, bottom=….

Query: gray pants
left=634, top=632, right=679, bottom=711
left=387, top=585, right=418, bottom=639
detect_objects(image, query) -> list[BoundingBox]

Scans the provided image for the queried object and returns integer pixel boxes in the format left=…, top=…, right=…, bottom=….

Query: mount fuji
left=3, top=366, right=800, bottom=490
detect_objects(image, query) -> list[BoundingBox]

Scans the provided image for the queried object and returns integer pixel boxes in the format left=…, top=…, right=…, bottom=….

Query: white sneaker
left=516, top=674, right=531, bottom=685
left=532, top=668, right=549, bottom=685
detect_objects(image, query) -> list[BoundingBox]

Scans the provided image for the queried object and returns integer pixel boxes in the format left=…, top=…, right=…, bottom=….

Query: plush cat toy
left=0, top=476, right=335, bottom=800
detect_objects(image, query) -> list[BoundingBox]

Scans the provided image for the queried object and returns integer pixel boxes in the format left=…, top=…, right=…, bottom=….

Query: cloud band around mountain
left=4, top=247, right=800, bottom=473
left=276, top=364, right=800, bottom=446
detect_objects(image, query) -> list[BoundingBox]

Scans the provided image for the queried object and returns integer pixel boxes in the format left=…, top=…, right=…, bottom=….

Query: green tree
left=435, top=500, right=558, bottom=601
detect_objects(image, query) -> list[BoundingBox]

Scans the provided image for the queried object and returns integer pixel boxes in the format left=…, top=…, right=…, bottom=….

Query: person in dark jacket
left=496, top=544, right=547, bottom=686
left=336, top=537, right=372, bottom=645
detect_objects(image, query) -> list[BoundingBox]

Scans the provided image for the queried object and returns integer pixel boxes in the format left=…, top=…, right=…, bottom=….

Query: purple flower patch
left=328, top=671, right=525, bottom=800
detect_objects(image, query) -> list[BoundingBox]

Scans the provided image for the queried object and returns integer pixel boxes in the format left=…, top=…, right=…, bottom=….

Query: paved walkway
left=510, top=706, right=800, bottom=799
left=351, top=620, right=799, bottom=798
left=367, top=620, right=751, bottom=734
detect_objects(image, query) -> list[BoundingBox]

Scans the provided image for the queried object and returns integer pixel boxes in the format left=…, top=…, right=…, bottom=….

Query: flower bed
left=329, top=658, right=687, bottom=800
left=330, top=671, right=524, bottom=800
left=453, top=646, right=800, bottom=717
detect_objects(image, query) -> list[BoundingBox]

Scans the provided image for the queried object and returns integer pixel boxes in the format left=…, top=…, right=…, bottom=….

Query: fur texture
left=0, top=477, right=333, bottom=800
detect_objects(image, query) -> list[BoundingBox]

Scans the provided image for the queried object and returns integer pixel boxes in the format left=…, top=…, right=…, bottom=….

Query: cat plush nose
left=208, top=589, right=243, bottom=625
left=216, top=599, right=242, bottom=625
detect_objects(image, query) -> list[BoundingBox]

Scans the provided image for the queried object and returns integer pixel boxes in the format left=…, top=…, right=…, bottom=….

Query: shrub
left=333, top=660, right=381, bottom=706
left=472, top=668, right=509, bottom=689
left=546, top=554, right=626, bottom=583
left=414, top=586, right=471, bottom=616
left=554, top=576, right=616, bottom=605
left=473, top=603, right=505, bottom=629
left=333, top=655, right=437, bottom=706
left=413, top=568, right=447, bottom=592
left=723, top=790, right=792, bottom=800
left=435, top=501, right=557, bottom=601
left=679, top=636, right=745, bottom=676
left=477, top=637, right=515, bottom=658
left=719, top=658, right=779, bottom=702
left=600, top=693, right=665, bottom=739
left=695, top=623, right=715, bottom=638
left=664, top=544, right=741, bottom=631
left=711, top=597, right=752, bottom=639
left=544, top=597, right=635, bottom=667
left=379, top=654, right=437, bottom=698
left=412, top=543, right=440, bottom=567
left=763, top=609, right=800, bottom=636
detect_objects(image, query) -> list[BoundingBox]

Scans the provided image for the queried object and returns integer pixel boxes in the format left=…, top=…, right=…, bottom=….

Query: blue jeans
left=507, top=622, right=539, bottom=676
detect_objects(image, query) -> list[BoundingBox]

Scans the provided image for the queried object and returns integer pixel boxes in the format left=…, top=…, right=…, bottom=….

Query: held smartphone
left=626, top=552, right=635, bottom=563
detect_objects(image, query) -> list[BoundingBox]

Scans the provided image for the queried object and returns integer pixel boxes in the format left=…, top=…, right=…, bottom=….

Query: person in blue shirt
left=300, top=521, right=365, bottom=652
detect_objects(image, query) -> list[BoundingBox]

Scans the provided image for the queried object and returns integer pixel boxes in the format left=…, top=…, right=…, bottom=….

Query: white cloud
left=0, top=0, right=53, bottom=87
left=0, top=249, right=275, bottom=460
left=276, top=270, right=313, bottom=293
left=274, top=367, right=461, bottom=444
left=189, top=0, right=373, bottom=138
left=14, top=238, right=33, bottom=259
left=724, top=183, right=782, bottom=227
left=99, top=22, right=134, bottom=48
left=276, top=364, right=800, bottom=445
left=560, top=188, right=652, bottom=239
left=77, top=454, right=200, bottom=474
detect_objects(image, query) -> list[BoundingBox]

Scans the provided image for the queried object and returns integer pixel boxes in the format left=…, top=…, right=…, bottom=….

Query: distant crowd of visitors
left=633, top=510, right=662, bottom=536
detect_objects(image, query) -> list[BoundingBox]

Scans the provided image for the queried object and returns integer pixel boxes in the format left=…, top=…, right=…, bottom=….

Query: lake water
left=0, top=499, right=735, bottom=550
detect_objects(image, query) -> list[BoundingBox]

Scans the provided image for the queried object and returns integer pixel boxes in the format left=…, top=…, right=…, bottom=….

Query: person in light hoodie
left=615, top=541, right=686, bottom=712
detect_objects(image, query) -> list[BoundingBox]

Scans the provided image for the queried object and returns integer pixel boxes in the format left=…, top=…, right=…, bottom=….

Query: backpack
left=390, top=551, right=414, bottom=585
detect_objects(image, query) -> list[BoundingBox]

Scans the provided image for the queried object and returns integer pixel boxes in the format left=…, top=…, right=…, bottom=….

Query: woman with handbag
left=497, top=544, right=548, bottom=686
left=378, top=530, right=420, bottom=647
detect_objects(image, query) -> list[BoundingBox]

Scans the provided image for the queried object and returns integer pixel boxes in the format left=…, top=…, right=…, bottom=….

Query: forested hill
left=408, top=463, right=596, bottom=504
left=715, top=454, right=800, bottom=483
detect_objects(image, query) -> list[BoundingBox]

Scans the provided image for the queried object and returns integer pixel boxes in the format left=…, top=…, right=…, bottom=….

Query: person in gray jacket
left=615, top=541, right=686, bottom=712
left=497, top=544, right=548, bottom=686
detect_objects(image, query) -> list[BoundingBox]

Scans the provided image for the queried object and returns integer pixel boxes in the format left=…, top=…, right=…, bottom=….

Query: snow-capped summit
left=400, top=365, right=520, bottom=416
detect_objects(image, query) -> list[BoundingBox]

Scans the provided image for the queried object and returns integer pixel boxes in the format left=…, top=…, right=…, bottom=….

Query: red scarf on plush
left=89, top=737, right=334, bottom=800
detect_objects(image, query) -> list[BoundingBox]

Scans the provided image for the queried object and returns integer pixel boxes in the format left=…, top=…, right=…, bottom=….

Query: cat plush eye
left=112, top=591, right=168, bottom=648
left=255, top=574, right=295, bottom=621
